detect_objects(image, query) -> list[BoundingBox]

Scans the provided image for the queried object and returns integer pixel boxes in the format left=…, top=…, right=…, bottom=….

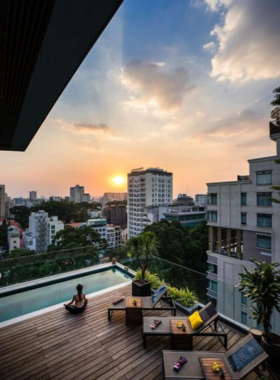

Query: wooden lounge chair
left=163, top=333, right=269, bottom=380
left=107, top=284, right=176, bottom=321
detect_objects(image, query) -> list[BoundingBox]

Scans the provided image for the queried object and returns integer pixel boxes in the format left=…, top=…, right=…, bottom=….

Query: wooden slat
left=0, top=283, right=261, bottom=380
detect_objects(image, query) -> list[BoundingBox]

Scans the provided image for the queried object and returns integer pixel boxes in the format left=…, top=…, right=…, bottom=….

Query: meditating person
left=64, top=284, right=88, bottom=314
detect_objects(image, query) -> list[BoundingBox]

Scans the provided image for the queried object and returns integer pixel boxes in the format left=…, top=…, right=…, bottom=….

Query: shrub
left=134, top=270, right=162, bottom=289
left=166, top=286, right=198, bottom=307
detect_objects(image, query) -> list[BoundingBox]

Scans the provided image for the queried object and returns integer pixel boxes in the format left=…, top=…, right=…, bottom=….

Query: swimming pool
left=0, top=267, right=131, bottom=322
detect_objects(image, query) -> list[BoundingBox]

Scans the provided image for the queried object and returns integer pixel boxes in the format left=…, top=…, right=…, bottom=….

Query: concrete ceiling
left=0, top=0, right=124, bottom=151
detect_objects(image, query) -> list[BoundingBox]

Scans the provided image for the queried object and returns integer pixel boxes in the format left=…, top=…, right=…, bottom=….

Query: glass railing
left=118, top=255, right=280, bottom=336
left=0, top=246, right=108, bottom=288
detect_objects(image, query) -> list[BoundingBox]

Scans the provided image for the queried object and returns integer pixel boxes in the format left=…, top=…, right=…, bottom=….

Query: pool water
left=0, top=268, right=131, bottom=322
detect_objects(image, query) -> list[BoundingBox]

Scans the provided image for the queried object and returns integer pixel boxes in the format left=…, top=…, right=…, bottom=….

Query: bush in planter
left=239, top=258, right=280, bottom=371
left=167, top=286, right=198, bottom=307
left=134, top=270, right=162, bottom=290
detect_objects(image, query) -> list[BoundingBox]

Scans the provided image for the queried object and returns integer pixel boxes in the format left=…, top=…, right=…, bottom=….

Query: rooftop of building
left=128, top=167, right=173, bottom=177
left=0, top=283, right=253, bottom=380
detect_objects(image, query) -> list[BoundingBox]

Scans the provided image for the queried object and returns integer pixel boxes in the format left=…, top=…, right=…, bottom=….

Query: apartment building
left=174, top=193, right=194, bottom=206
left=107, top=225, right=123, bottom=250
left=87, top=218, right=107, bottom=240
left=29, top=191, right=37, bottom=201
left=29, top=211, right=49, bottom=253
left=195, top=194, right=208, bottom=206
left=0, top=185, right=6, bottom=217
left=103, top=204, right=127, bottom=228
left=127, top=167, right=173, bottom=238
left=206, top=122, right=280, bottom=334
left=23, top=231, right=36, bottom=251
left=7, top=226, right=20, bottom=252
left=164, top=205, right=206, bottom=227
left=70, top=185, right=86, bottom=203
left=47, top=216, right=64, bottom=245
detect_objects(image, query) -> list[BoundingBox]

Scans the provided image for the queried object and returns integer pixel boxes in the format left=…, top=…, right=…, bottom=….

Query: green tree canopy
left=271, top=86, right=280, bottom=125
left=9, top=248, right=37, bottom=258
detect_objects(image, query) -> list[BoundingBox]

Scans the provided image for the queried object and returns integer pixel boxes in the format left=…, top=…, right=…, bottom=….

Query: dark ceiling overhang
left=0, top=0, right=124, bottom=151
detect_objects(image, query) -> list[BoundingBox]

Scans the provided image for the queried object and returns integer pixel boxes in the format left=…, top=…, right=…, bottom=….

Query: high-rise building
left=107, top=225, right=123, bottom=250
left=82, top=193, right=91, bottom=203
left=70, top=185, right=84, bottom=203
left=87, top=219, right=107, bottom=240
left=29, top=191, right=37, bottom=201
left=29, top=210, right=49, bottom=253
left=47, top=216, right=64, bottom=245
left=0, top=185, right=6, bottom=217
left=206, top=122, right=280, bottom=335
left=127, top=167, right=173, bottom=238
left=102, top=192, right=127, bottom=205
left=195, top=194, right=208, bottom=206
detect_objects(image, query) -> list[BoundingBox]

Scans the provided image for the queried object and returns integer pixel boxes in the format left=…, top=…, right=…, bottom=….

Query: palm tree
left=127, top=231, right=159, bottom=283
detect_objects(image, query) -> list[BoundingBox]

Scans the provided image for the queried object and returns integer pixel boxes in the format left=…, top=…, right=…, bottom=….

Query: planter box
left=132, top=280, right=151, bottom=297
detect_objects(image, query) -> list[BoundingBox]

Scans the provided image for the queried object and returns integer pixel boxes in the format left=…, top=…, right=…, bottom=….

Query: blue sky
left=2, top=0, right=280, bottom=198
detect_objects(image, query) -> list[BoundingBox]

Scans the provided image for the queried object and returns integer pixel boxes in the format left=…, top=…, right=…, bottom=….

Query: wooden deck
left=0, top=284, right=265, bottom=380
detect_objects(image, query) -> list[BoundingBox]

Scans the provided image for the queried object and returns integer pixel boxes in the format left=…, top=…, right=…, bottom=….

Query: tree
left=239, top=259, right=280, bottom=338
left=127, top=231, right=159, bottom=282
left=271, top=86, right=280, bottom=125
left=9, top=206, right=30, bottom=228
left=0, top=219, right=8, bottom=248
left=10, top=248, right=37, bottom=258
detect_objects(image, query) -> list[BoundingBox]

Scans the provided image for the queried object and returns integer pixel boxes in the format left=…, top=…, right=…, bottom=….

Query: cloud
left=72, top=123, right=112, bottom=133
left=209, top=0, right=280, bottom=82
left=121, top=59, right=195, bottom=110
left=203, top=0, right=232, bottom=11
left=200, top=109, right=260, bottom=136
left=203, top=41, right=216, bottom=52
left=57, top=120, right=113, bottom=135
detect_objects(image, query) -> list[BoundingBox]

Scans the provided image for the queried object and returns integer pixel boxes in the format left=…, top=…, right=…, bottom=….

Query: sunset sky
left=2, top=0, right=280, bottom=199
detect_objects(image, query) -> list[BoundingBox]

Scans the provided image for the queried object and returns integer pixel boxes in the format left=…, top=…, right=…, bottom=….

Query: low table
left=199, top=357, right=233, bottom=380
left=126, top=297, right=142, bottom=326
left=143, top=317, right=192, bottom=349
left=171, top=319, right=193, bottom=350
left=163, top=351, right=235, bottom=380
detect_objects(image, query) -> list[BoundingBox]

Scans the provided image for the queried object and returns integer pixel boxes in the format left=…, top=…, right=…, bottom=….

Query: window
left=257, top=214, right=272, bottom=228
left=241, top=213, right=247, bottom=225
left=207, top=279, right=218, bottom=292
left=241, top=292, right=247, bottom=305
left=257, top=192, right=272, bottom=206
left=257, top=171, right=272, bottom=185
left=207, top=263, right=217, bottom=275
left=241, top=193, right=247, bottom=206
left=257, top=235, right=271, bottom=250
left=208, top=211, right=217, bottom=222
left=208, top=193, right=217, bottom=205
left=241, top=312, right=247, bottom=325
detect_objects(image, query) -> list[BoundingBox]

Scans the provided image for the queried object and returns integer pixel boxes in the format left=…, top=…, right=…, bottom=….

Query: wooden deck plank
left=0, top=283, right=263, bottom=380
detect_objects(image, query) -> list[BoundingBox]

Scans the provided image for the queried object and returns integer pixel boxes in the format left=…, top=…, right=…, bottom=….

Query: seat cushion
left=189, top=310, right=203, bottom=330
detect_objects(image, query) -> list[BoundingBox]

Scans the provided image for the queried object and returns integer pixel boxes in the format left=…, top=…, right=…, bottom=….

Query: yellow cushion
left=189, top=310, right=203, bottom=330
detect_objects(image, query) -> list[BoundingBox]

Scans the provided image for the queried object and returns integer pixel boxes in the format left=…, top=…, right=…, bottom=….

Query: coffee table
left=163, top=351, right=235, bottom=380
left=126, top=297, right=142, bottom=326
left=199, top=357, right=233, bottom=380
left=170, top=319, right=192, bottom=350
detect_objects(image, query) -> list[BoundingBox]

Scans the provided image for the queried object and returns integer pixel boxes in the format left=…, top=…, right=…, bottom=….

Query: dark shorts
left=65, top=300, right=88, bottom=314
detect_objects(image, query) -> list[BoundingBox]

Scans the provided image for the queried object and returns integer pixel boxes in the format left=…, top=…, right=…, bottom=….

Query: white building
left=0, top=185, right=6, bottom=217
left=144, top=205, right=169, bottom=225
left=195, top=194, right=208, bottom=206
left=70, top=185, right=86, bottom=203
left=127, top=167, right=173, bottom=238
left=87, top=218, right=107, bottom=240
left=7, top=226, right=20, bottom=252
left=23, top=231, right=36, bottom=251
left=47, top=216, right=64, bottom=245
left=163, top=205, right=207, bottom=227
left=207, top=122, right=280, bottom=334
left=107, top=225, right=123, bottom=250
left=29, top=211, right=49, bottom=253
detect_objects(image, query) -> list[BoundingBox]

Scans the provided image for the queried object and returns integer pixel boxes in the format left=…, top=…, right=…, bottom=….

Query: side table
left=170, top=319, right=193, bottom=350
left=126, top=297, right=142, bottom=326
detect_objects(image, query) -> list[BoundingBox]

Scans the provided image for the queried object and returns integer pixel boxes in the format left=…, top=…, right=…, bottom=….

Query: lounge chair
left=107, top=284, right=176, bottom=321
left=163, top=333, right=269, bottom=380
left=143, top=302, right=227, bottom=349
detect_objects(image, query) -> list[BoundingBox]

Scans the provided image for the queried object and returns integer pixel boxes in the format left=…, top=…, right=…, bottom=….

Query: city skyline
left=1, top=0, right=279, bottom=198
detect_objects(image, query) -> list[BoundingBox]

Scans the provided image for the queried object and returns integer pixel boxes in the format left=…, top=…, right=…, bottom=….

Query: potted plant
left=127, top=232, right=159, bottom=297
left=239, top=259, right=280, bottom=371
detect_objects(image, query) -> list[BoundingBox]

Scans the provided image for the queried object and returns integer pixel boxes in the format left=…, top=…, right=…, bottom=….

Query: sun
left=113, top=176, right=125, bottom=186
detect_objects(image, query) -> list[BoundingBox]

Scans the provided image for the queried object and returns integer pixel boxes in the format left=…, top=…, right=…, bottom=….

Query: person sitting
left=64, top=284, right=88, bottom=314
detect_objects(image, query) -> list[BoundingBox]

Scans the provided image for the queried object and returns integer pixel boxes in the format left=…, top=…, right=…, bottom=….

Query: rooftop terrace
left=0, top=283, right=268, bottom=380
